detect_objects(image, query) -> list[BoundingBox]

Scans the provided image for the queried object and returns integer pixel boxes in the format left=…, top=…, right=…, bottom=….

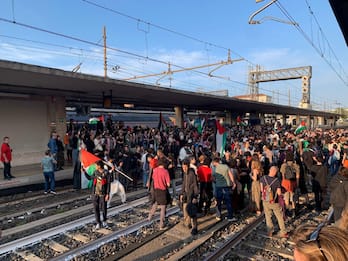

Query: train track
left=0, top=184, right=331, bottom=261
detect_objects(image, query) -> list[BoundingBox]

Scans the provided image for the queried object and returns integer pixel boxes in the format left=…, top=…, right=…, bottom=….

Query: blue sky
left=0, top=0, right=347, bottom=111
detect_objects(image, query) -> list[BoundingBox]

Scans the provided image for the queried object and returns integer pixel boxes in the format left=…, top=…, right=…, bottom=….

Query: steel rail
left=203, top=215, right=265, bottom=261
left=0, top=196, right=149, bottom=254
left=50, top=206, right=180, bottom=261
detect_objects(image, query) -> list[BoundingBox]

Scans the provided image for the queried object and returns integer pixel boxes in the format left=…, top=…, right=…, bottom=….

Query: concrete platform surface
left=0, top=163, right=74, bottom=192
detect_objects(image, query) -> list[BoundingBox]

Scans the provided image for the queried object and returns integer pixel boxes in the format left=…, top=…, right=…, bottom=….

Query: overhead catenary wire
left=275, top=0, right=348, bottom=87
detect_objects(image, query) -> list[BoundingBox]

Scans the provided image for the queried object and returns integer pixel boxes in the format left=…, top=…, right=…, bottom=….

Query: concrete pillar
left=259, top=113, right=265, bottom=125
left=225, top=111, right=232, bottom=126
left=296, top=115, right=300, bottom=126
left=174, top=106, right=184, bottom=128
left=306, top=115, right=311, bottom=129
left=318, top=116, right=324, bottom=126
left=47, top=96, right=66, bottom=138
left=282, top=114, right=287, bottom=126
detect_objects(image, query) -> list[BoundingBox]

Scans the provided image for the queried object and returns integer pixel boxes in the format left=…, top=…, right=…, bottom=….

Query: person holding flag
left=89, top=160, right=112, bottom=230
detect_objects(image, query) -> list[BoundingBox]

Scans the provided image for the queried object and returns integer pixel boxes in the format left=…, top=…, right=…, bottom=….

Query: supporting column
left=259, top=113, right=265, bottom=125
left=225, top=111, right=232, bottom=126
left=282, top=114, right=287, bottom=126
left=296, top=115, right=300, bottom=127
left=174, top=106, right=184, bottom=128
left=306, top=115, right=311, bottom=129
left=317, top=116, right=324, bottom=127
left=48, top=95, right=66, bottom=138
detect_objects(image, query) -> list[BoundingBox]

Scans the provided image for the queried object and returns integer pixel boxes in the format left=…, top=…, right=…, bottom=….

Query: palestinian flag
left=294, top=121, right=307, bottom=135
left=80, top=149, right=101, bottom=189
left=216, top=119, right=227, bottom=156
left=194, top=118, right=205, bottom=134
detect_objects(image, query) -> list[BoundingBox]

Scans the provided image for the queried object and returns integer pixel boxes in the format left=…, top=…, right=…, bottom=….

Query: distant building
left=233, top=94, right=272, bottom=103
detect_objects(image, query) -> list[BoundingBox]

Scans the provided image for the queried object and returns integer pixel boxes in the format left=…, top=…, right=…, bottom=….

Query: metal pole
left=103, top=26, right=107, bottom=79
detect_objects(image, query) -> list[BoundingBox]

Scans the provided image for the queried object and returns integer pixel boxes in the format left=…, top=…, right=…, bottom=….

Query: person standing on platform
left=47, top=132, right=58, bottom=170
left=90, top=160, right=111, bottom=229
left=56, top=135, right=65, bottom=171
left=41, top=150, right=57, bottom=194
left=1, top=136, right=15, bottom=180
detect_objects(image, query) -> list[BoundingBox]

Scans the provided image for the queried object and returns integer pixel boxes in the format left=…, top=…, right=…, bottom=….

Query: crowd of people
left=3, top=115, right=348, bottom=259
left=64, top=117, right=347, bottom=231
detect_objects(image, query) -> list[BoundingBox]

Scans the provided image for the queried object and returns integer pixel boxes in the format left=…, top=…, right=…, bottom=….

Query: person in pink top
left=147, top=157, right=171, bottom=230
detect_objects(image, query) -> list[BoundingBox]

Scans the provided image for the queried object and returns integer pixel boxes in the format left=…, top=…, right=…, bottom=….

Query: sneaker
left=102, top=221, right=108, bottom=228
left=159, top=226, right=167, bottom=231
left=44, top=191, right=48, bottom=194
left=95, top=223, right=101, bottom=230
left=50, top=191, right=57, bottom=195
left=227, top=217, right=238, bottom=222
left=216, top=216, right=222, bottom=221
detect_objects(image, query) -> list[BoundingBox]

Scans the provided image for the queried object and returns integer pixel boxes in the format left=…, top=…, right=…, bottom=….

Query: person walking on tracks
left=212, top=157, right=238, bottom=222
left=147, top=158, right=171, bottom=230
left=90, top=160, right=112, bottom=230
left=180, top=159, right=199, bottom=235
left=260, top=165, right=288, bottom=238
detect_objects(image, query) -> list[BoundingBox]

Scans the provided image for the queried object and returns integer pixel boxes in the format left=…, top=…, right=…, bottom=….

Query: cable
left=275, top=1, right=348, bottom=87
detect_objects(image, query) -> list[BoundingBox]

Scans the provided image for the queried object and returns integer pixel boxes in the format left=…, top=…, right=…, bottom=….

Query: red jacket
left=1, top=143, right=11, bottom=162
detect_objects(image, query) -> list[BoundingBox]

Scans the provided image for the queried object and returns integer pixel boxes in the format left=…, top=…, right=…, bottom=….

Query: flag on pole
left=294, top=121, right=307, bottom=135
left=80, top=149, right=101, bottom=189
left=215, top=119, right=227, bottom=156
left=158, top=112, right=167, bottom=131
left=194, top=118, right=205, bottom=134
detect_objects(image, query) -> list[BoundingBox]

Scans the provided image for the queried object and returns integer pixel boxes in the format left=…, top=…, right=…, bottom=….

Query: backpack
left=284, top=164, right=296, bottom=180
left=262, top=176, right=277, bottom=203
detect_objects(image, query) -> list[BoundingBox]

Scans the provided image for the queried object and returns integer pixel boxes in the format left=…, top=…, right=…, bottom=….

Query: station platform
left=0, top=163, right=74, bottom=196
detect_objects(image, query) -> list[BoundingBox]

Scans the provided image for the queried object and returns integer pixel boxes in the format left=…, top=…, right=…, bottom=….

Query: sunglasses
left=305, top=222, right=328, bottom=261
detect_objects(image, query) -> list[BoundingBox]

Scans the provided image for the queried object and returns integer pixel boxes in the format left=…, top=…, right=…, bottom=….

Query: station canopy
left=0, top=59, right=336, bottom=118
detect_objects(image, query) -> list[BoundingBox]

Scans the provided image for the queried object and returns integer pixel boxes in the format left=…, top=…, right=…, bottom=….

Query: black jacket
left=329, top=174, right=348, bottom=208
left=181, top=168, right=199, bottom=203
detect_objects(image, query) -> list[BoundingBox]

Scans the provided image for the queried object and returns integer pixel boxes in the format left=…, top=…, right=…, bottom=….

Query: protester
left=260, top=166, right=288, bottom=238
left=41, top=150, right=57, bottom=194
left=89, top=160, right=112, bottom=229
left=180, top=159, right=199, bottom=235
left=329, top=167, right=348, bottom=222
left=1, top=136, right=15, bottom=180
left=280, top=151, right=300, bottom=217
left=309, top=155, right=328, bottom=212
left=250, top=155, right=263, bottom=216
left=212, top=156, right=237, bottom=222
left=47, top=132, right=58, bottom=170
left=56, top=135, right=65, bottom=171
left=147, top=158, right=171, bottom=230
left=197, top=157, right=213, bottom=215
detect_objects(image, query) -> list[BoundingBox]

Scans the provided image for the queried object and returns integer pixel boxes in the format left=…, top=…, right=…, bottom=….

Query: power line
left=275, top=0, right=348, bottom=87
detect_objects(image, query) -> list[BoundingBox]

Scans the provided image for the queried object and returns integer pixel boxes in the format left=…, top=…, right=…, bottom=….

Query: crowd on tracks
left=2, top=116, right=348, bottom=259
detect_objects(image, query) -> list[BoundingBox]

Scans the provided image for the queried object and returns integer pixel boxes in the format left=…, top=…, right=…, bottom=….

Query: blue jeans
left=215, top=186, right=234, bottom=219
left=43, top=171, right=55, bottom=192
left=330, top=159, right=340, bottom=176
left=143, top=170, right=149, bottom=188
